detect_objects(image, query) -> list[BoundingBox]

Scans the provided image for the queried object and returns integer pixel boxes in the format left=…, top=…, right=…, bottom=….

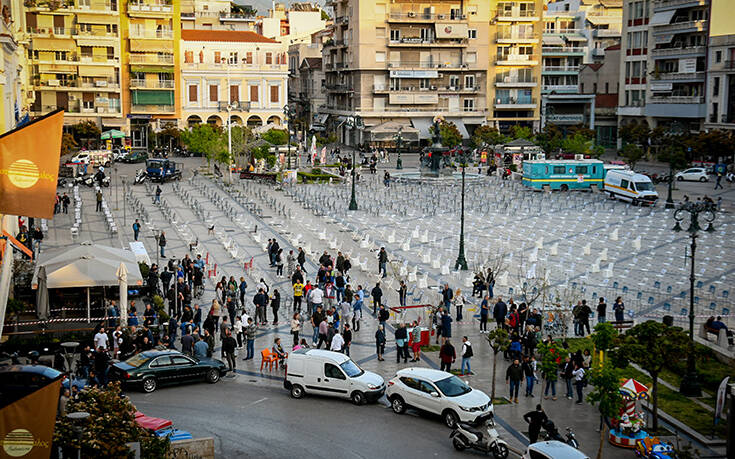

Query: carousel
left=609, top=378, right=650, bottom=448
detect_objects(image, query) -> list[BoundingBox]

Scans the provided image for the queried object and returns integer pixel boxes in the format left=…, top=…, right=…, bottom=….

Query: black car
left=120, top=151, right=148, bottom=163
left=111, top=350, right=227, bottom=393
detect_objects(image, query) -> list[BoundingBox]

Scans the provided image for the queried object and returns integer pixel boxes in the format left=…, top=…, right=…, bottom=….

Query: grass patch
left=420, top=344, right=441, bottom=352
left=450, top=369, right=475, bottom=376
left=492, top=397, right=511, bottom=405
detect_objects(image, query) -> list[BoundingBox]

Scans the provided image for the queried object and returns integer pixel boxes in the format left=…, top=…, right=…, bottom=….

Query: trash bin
left=663, top=315, right=673, bottom=327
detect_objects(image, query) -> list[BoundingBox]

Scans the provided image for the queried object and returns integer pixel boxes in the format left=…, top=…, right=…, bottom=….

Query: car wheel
left=290, top=384, right=305, bottom=399
left=631, top=198, right=638, bottom=206
left=699, top=176, right=707, bottom=182
left=560, top=184, right=569, bottom=192
left=493, top=443, right=509, bottom=459
left=351, top=391, right=365, bottom=405
left=206, top=368, right=220, bottom=384
left=452, top=438, right=467, bottom=451
left=443, top=409, right=459, bottom=428
left=142, top=377, right=157, bottom=393
left=390, top=395, right=406, bottom=414
left=677, top=176, right=684, bottom=181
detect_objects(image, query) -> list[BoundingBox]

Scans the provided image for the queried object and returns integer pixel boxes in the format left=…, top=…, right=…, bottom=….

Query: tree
left=510, top=125, right=533, bottom=141
left=619, top=144, right=645, bottom=169
left=54, top=382, right=169, bottom=457
left=486, top=328, right=510, bottom=400
left=590, top=322, right=618, bottom=356
left=60, top=132, right=78, bottom=156
left=321, top=9, right=330, bottom=20
left=537, top=340, right=563, bottom=407
left=430, top=120, right=462, bottom=147
left=71, top=120, right=101, bottom=149
left=536, top=123, right=564, bottom=154
left=157, top=123, right=180, bottom=151
left=657, top=142, right=689, bottom=172
left=586, top=361, right=623, bottom=459
left=180, top=123, right=226, bottom=170
left=562, top=133, right=604, bottom=158
left=261, top=128, right=288, bottom=145
left=471, top=125, right=507, bottom=148
left=568, top=124, right=596, bottom=140
left=613, top=321, right=689, bottom=432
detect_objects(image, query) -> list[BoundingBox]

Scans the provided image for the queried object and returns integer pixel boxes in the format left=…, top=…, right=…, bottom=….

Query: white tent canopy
left=32, top=241, right=144, bottom=289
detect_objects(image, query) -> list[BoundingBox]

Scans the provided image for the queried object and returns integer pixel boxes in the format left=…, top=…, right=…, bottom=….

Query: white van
left=284, top=349, right=385, bottom=405
left=604, top=169, right=658, bottom=205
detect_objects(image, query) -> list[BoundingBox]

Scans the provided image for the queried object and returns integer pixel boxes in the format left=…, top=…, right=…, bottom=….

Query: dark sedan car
left=119, top=151, right=148, bottom=163
left=111, top=350, right=227, bottom=393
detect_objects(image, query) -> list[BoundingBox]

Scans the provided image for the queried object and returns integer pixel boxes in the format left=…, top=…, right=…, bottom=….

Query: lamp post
left=66, top=411, right=90, bottom=459
left=283, top=104, right=294, bottom=169
left=673, top=201, right=716, bottom=397
left=396, top=126, right=403, bottom=170
left=454, top=149, right=469, bottom=271
left=154, top=232, right=160, bottom=266
left=347, top=115, right=361, bottom=211
left=664, top=121, right=690, bottom=209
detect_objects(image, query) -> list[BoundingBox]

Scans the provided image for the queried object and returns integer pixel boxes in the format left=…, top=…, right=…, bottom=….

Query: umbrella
left=35, top=265, right=49, bottom=320
left=101, top=129, right=125, bottom=140
left=620, top=378, right=649, bottom=399
left=116, top=262, right=128, bottom=327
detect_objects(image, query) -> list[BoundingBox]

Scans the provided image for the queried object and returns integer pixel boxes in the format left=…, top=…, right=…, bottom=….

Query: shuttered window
left=184, top=51, right=193, bottom=63
left=214, top=51, right=221, bottom=63
left=270, top=85, right=279, bottom=103
left=189, top=85, right=197, bottom=102
left=246, top=52, right=253, bottom=64
left=209, top=85, right=218, bottom=102
left=265, top=52, right=272, bottom=64
left=230, top=85, right=239, bottom=103
left=250, top=85, right=258, bottom=102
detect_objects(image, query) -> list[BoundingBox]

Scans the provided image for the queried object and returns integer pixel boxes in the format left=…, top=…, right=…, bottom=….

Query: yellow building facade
left=0, top=0, right=28, bottom=134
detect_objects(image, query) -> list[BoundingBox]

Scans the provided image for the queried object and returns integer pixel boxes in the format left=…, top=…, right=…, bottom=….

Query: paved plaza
left=41, top=155, right=733, bottom=457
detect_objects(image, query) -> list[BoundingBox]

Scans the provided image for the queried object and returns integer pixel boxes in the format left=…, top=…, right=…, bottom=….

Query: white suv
left=386, top=367, right=493, bottom=428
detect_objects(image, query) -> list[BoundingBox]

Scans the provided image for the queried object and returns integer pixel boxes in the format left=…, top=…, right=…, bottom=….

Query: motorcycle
left=134, top=168, right=149, bottom=185
left=450, top=412, right=509, bottom=459
left=541, top=419, right=579, bottom=449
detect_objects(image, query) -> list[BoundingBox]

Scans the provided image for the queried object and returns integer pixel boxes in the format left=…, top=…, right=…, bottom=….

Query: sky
left=234, top=0, right=326, bottom=15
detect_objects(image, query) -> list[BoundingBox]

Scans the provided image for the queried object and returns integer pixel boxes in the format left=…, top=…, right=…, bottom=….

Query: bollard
left=205, top=252, right=209, bottom=265
left=213, top=263, right=217, bottom=277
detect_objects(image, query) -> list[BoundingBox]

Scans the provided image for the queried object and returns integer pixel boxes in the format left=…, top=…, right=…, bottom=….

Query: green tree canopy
left=471, top=125, right=507, bottom=148
left=510, top=125, right=534, bottom=140
left=586, top=361, right=624, bottom=459
left=562, top=133, right=604, bottom=158
left=619, top=143, right=645, bottom=169
left=430, top=120, right=463, bottom=147
left=180, top=123, right=226, bottom=169
left=71, top=120, right=101, bottom=148
left=536, top=123, right=565, bottom=154
left=590, top=322, right=618, bottom=353
left=261, top=128, right=289, bottom=145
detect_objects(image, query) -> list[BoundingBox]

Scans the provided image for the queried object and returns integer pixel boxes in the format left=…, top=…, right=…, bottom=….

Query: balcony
left=128, top=30, right=174, bottom=39
left=131, top=104, right=174, bottom=113
left=217, top=101, right=251, bottom=111
left=33, top=104, right=121, bottom=115
left=542, top=65, right=580, bottom=73
left=653, top=71, right=705, bottom=81
left=496, top=9, right=539, bottom=22
left=127, top=1, right=173, bottom=15
left=130, top=79, right=174, bottom=89
left=593, top=28, right=621, bottom=38
left=653, top=0, right=707, bottom=11
left=325, top=83, right=352, bottom=92
left=387, top=11, right=468, bottom=22
left=496, top=33, right=538, bottom=43
left=495, top=55, right=538, bottom=66
left=649, top=95, right=704, bottom=104
left=388, top=38, right=468, bottom=47
left=652, top=19, right=707, bottom=33
left=495, top=76, right=537, bottom=87
left=495, top=97, right=537, bottom=109
left=129, top=54, right=174, bottom=64
left=35, top=79, right=121, bottom=90
left=545, top=28, right=582, bottom=35
left=386, top=61, right=475, bottom=70
left=651, top=46, right=706, bottom=58
left=542, top=84, right=579, bottom=93
left=334, top=16, right=349, bottom=25
left=542, top=46, right=586, bottom=55
left=725, top=61, right=735, bottom=70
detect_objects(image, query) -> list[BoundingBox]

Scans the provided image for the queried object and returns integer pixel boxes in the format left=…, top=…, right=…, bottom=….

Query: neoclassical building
left=180, top=29, right=289, bottom=129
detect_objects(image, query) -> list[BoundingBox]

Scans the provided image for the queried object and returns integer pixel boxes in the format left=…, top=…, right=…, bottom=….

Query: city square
left=0, top=0, right=734, bottom=459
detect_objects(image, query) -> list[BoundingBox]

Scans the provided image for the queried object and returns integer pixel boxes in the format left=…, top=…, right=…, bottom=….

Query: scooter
left=450, top=412, right=509, bottom=458
left=541, top=419, right=579, bottom=449
left=134, top=168, right=149, bottom=185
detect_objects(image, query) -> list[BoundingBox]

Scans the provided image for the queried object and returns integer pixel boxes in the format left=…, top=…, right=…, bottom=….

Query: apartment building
left=491, top=0, right=544, bottom=132
left=258, top=2, right=327, bottom=43
left=541, top=0, right=622, bottom=129
left=26, top=0, right=123, bottom=128
left=704, top=0, right=734, bottom=131
left=1, top=0, right=28, bottom=133
left=579, top=44, right=621, bottom=147
left=180, top=0, right=257, bottom=31
left=288, top=34, right=327, bottom=132
left=322, top=0, right=491, bottom=145
left=180, top=30, right=288, bottom=129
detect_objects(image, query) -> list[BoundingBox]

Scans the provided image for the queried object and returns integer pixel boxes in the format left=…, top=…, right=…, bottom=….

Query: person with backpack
left=132, top=219, right=141, bottom=241
left=460, top=336, right=473, bottom=375
left=158, top=231, right=167, bottom=258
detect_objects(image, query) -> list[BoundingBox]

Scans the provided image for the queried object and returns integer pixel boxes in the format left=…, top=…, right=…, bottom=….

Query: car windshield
left=435, top=376, right=473, bottom=397
left=339, top=360, right=364, bottom=377
left=635, top=182, right=653, bottom=191
left=124, top=353, right=152, bottom=368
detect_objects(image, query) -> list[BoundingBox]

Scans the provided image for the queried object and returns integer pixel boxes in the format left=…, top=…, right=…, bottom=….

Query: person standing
left=62, top=193, right=70, bottom=213
left=222, top=330, right=237, bottom=372
left=271, top=289, right=281, bottom=325
left=493, top=296, right=508, bottom=329
left=439, top=339, right=456, bottom=373
left=96, top=189, right=103, bottom=212
left=292, top=279, right=304, bottom=313
left=440, top=310, right=453, bottom=343
left=397, top=280, right=407, bottom=307
left=290, top=312, right=301, bottom=348
left=395, top=323, right=408, bottom=363
left=375, top=325, right=386, bottom=361
left=523, top=405, right=548, bottom=444
left=562, top=356, right=575, bottom=400
left=522, top=355, right=537, bottom=397
left=442, top=284, right=453, bottom=310
left=243, top=318, right=256, bottom=360
left=572, top=363, right=586, bottom=404
left=460, top=336, right=473, bottom=375
left=330, top=329, right=345, bottom=352
left=286, top=250, right=296, bottom=278
left=480, top=295, right=490, bottom=333
left=132, top=219, right=141, bottom=241
left=297, top=247, right=307, bottom=273
left=377, top=247, right=388, bottom=278
left=343, top=324, right=352, bottom=356
left=253, top=288, right=268, bottom=326
left=506, top=358, right=523, bottom=403
left=410, top=321, right=422, bottom=362
left=613, top=296, right=625, bottom=323
left=597, top=297, right=607, bottom=323
left=239, top=277, right=248, bottom=308
left=154, top=185, right=162, bottom=204
left=715, top=172, right=724, bottom=190
left=158, top=231, right=167, bottom=258
left=453, top=288, right=465, bottom=321
left=371, top=282, right=383, bottom=314
left=31, top=226, right=43, bottom=256
left=577, top=300, right=592, bottom=337
left=378, top=304, right=389, bottom=329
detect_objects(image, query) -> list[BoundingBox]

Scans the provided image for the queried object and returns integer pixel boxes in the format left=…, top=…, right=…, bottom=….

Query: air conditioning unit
left=407, top=11, right=416, bottom=17
left=460, top=63, right=468, bottom=68
left=96, top=107, right=105, bottom=113
left=430, top=85, right=437, bottom=90
left=47, top=79, right=60, bottom=86
left=438, top=14, right=445, bottom=19
left=95, top=80, right=108, bottom=87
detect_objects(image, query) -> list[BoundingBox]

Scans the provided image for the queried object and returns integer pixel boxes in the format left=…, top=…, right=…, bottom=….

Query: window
left=390, top=29, right=400, bottom=42
left=214, top=51, right=221, bottom=63
left=171, top=356, right=193, bottom=365
left=246, top=52, right=253, bottom=64
left=400, top=377, right=421, bottom=390
left=250, top=85, right=259, bottom=102
left=324, top=363, right=345, bottom=379
left=466, top=52, right=477, bottom=63
left=389, top=78, right=400, bottom=90
left=270, top=85, right=279, bottom=103
left=419, top=380, right=437, bottom=394
left=230, top=85, right=239, bottom=103
left=620, top=179, right=629, bottom=189
left=265, top=52, right=272, bottom=64
left=605, top=82, right=609, bottom=94
left=593, top=83, right=597, bottom=93
left=420, top=78, right=430, bottom=89
left=376, top=27, right=385, bottom=39
left=375, top=51, right=385, bottom=63
left=553, top=166, right=566, bottom=174
left=149, top=357, right=171, bottom=367
left=575, top=166, right=588, bottom=175
left=468, top=29, right=477, bottom=39
left=713, top=77, right=720, bottom=96
left=188, top=84, right=197, bottom=102
left=715, top=50, right=722, bottom=63
left=464, top=75, right=475, bottom=89
left=82, top=93, right=94, bottom=109
left=449, top=75, right=460, bottom=88
left=209, top=85, right=218, bottom=102
left=228, top=52, right=238, bottom=64
left=184, top=51, right=193, bottom=63
left=463, top=98, right=474, bottom=111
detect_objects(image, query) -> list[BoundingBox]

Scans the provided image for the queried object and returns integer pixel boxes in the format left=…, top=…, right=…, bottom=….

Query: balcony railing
left=129, top=54, right=174, bottom=64
left=542, top=65, right=581, bottom=72
left=496, top=9, right=537, bottom=18
left=725, top=60, right=735, bottom=70
left=653, top=19, right=707, bottom=31
left=547, top=114, right=585, bottom=123
left=128, top=1, right=173, bottom=13
left=649, top=95, right=704, bottom=104
left=128, top=30, right=173, bottom=39
left=651, top=46, right=706, bottom=57
left=542, top=46, right=586, bottom=54
left=374, top=84, right=479, bottom=92
left=545, top=28, right=581, bottom=34
left=496, top=55, right=538, bottom=64
left=35, top=78, right=120, bottom=89
left=33, top=104, right=121, bottom=115
left=217, top=101, right=251, bottom=111
left=388, top=11, right=467, bottom=21
left=653, top=71, right=705, bottom=80
left=542, top=84, right=578, bottom=92
left=497, top=32, right=536, bottom=40
left=388, top=37, right=467, bottom=46
left=130, top=79, right=174, bottom=88
left=496, top=75, right=537, bottom=83
left=495, top=97, right=537, bottom=105
left=131, top=104, right=174, bottom=113
left=386, top=61, right=474, bottom=69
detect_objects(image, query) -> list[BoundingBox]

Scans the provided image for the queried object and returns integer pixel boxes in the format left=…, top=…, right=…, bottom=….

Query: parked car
left=120, top=151, right=148, bottom=163
left=110, top=350, right=227, bottom=393
left=675, top=167, right=709, bottom=182
left=386, top=368, right=493, bottom=428
left=284, top=349, right=385, bottom=404
left=523, top=441, right=589, bottom=459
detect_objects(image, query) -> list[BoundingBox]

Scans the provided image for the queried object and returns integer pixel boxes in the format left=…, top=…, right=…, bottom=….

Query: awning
left=131, top=90, right=174, bottom=105
left=130, top=39, right=171, bottom=53
left=435, top=23, right=469, bottom=39
left=315, top=114, right=328, bottom=124
left=586, top=15, right=618, bottom=25
left=75, top=13, right=116, bottom=24
left=76, top=38, right=119, bottom=48
left=411, top=118, right=433, bottom=140
left=38, top=64, right=77, bottom=74
left=445, top=118, right=470, bottom=138
left=32, top=38, right=76, bottom=52
left=101, top=129, right=125, bottom=139
left=650, top=10, right=675, bottom=26
left=564, top=33, right=588, bottom=42
left=542, top=36, right=565, bottom=45
left=130, top=65, right=174, bottom=74
left=368, top=121, right=419, bottom=142
left=78, top=66, right=116, bottom=77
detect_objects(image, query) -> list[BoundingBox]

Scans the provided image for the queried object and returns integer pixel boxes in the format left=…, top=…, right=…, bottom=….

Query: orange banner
left=0, top=110, right=64, bottom=219
left=0, top=377, right=62, bottom=459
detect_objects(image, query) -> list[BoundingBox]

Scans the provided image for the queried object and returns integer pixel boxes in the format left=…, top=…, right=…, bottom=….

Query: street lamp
left=346, top=115, right=361, bottom=211
left=664, top=122, right=690, bottom=209
left=454, top=148, right=469, bottom=271
left=66, top=411, right=90, bottom=459
left=153, top=231, right=160, bottom=266
left=283, top=104, right=294, bottom=169
left=395, top=126, right=403, bottom=170
left=672, top=201, right=716, bottom=397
